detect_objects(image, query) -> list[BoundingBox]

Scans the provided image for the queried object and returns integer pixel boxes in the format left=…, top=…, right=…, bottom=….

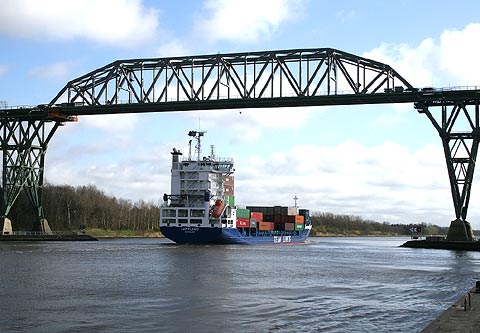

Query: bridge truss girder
left=416, top=100, right=480, bottom=240
left=0, top=119, right=60, bottom=233
left=50, top=48, right=413, bottom=108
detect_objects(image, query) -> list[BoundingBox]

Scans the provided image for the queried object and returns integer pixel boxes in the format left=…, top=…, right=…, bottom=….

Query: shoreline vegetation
left=9, top=183, right=478, bottom=238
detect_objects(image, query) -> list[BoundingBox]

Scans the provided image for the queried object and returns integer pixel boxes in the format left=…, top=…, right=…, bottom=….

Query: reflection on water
left=1, top=237, right=479, bottom=332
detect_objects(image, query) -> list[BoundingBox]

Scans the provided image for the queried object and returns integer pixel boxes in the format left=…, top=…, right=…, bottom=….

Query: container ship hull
left=160, top=226, right=311, bottom=245
left=159, top=130, right=312, bottom=245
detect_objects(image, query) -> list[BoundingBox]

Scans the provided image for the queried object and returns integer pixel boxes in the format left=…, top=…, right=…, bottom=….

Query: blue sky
left=1, top=0, right=480, bottom=227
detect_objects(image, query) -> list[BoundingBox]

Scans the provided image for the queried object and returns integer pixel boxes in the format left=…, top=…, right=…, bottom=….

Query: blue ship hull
left=160, top=226, right=311, bottom=244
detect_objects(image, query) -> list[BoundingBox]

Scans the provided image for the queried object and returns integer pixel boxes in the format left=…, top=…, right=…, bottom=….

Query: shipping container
left=249, top=219, right=257, bottom=228
left=263, top=214, right=274, bottom=222
left=274, top=215, right=285, bottom=223
left=250, top=211, right=263, bottom=222
left=274, top=222, right=285, bottom=231
left=287, top=206, right=299, bottom=216
left=224, top=195, right=235, bottom=207
left=247, top=206, right=274, bottom=216
left=285, top=223, right=295, bottom=231
left=295, top=223, right=305, bottom=231
left=237, top=217, right=249, bottom=227
left=299, top=209, right=310, bottom=218
left=274, top=206, right=288, bottom=215
left=236, top=208, right=250, bottom=219
left=259, top=221, right=274, bottom=231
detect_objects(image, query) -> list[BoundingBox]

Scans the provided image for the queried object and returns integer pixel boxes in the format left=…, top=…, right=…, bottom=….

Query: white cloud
left=363, top=39, right=437, bottom=87
left=184, top=106, right=318, bottom=144
left=0, top=0, right=160, bottom=46
left=196, top=0, right=304, bottom=43
left=81, top=114, right=140, bottom=134
left=0, top=65, right=7, bottom=76
left=438, top=23, right=480, bottom=86
left=46, top=143, right=172, bottom=202
left=363, top=23, right=480, bottom=87
left=235, top=141, right=458, bottom=225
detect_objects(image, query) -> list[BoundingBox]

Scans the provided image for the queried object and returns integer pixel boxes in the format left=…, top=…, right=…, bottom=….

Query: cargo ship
left=159, top=131, right=312, bottom=244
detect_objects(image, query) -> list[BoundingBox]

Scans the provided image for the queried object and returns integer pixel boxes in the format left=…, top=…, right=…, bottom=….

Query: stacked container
left=236, top=208, right=250, bottom=219
left=259, top=221, right=274, bottom=230
left=236, top=208, right=251, bottom=228
left=247, top=206, right=309, bottom=231
left=237, top=218, right=249, bottom=227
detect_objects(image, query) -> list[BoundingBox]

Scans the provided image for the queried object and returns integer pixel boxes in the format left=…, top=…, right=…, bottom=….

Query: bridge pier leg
left=416, top=100, right=480, bottom=241
left=0, top=119, right=60, bottom=234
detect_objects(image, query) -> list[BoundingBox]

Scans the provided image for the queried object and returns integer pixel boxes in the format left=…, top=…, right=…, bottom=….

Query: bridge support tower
left=416, top=98, right=480, bottom=241
left=0, top=118, right=61, bottom=235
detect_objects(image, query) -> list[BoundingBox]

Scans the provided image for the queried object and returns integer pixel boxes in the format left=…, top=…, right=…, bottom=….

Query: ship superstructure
left=160, top=131, right=311, bottom=244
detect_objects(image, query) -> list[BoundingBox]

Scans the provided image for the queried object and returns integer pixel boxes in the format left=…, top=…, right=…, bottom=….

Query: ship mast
left=188, top=130, right=206, bottom=161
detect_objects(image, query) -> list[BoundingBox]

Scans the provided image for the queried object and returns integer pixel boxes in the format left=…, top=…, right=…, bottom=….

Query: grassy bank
left=86, top=229, right=163, bottom=238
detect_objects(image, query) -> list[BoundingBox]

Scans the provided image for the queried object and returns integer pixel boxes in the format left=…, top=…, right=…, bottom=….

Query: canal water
left=1, top=237, right=479, bottom=332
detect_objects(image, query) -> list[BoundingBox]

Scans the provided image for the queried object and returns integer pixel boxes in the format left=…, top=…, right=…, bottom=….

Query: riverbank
left=86, top=229, right=162, bottom=238
left=0, top=233, right=98, bottom=241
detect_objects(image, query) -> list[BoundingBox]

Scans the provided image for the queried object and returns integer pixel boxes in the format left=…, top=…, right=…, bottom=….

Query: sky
left=1, top=0, right=480, bottom=227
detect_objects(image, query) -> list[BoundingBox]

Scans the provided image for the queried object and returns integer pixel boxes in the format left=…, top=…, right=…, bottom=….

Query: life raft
left=211, top=199, right=225, bottom=218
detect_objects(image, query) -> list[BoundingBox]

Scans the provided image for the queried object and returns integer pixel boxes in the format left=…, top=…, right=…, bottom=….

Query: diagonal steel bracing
left=0, top=119, right=60, bottom=232
left=49, top=48, right=413, bottom=108
left=416, top=100, right=480, bottom=239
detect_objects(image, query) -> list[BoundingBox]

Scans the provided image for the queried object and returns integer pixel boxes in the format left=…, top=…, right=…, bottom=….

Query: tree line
left=8, top=183, right=462, bottom=236
left=9, top=183, right=160, bottom=232
left=310, top=212, right=451, bottom=236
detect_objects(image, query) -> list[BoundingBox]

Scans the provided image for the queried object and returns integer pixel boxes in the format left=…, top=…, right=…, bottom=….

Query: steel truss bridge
left=2, top=48, right=480, bottom=240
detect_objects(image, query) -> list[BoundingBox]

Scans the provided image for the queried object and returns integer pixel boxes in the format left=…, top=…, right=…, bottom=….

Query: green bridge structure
left=1, top=48, right=480, bottom=241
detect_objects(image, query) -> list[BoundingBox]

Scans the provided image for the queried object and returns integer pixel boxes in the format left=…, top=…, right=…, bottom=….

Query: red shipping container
left=284, top=223, right=295, bottom=231
left=295, top=215, right=305, bottom=223
left=250, top=211, right=263, bottom=222
left=259, top=221, right=274, bottom=231
left=236, top=217, right=249, bottom=227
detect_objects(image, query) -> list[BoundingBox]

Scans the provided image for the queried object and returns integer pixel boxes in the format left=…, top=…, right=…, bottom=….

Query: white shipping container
left=287, top=207, right=299, bottom=216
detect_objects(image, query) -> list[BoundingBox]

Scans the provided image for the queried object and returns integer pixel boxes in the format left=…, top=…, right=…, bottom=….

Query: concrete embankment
left=0, top=234, right=98, bottom=241
left=422, top=283, right=480, bottom=332
left=401, top=239, right=480, bottom=251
